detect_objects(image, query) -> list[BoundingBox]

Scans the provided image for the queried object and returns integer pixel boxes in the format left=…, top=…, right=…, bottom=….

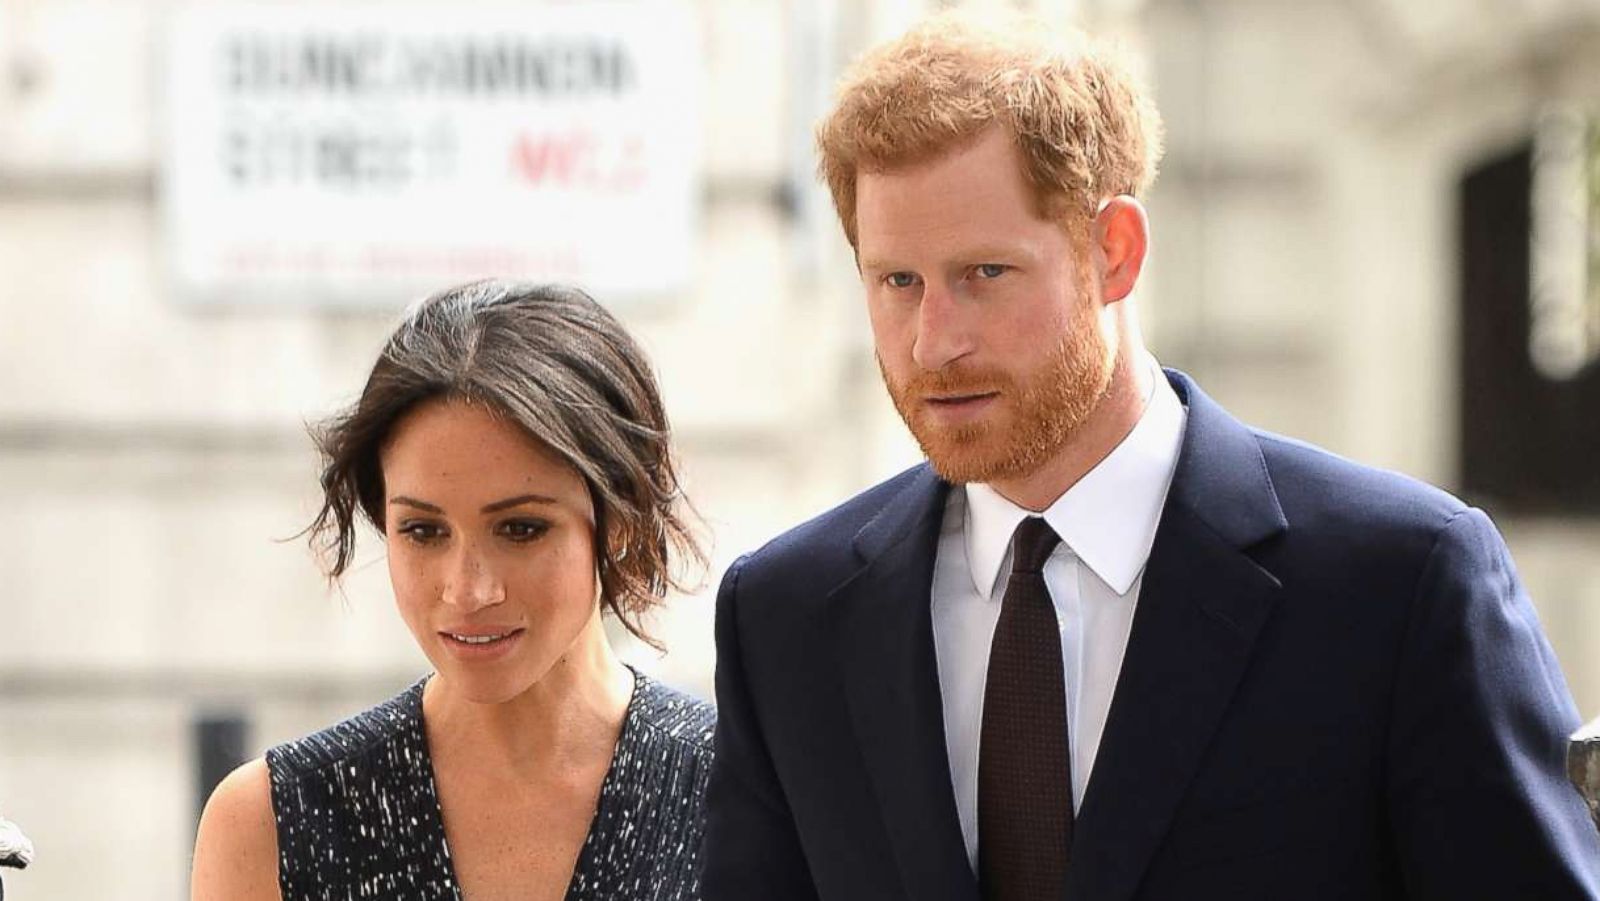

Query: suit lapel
left=1066, top=371, right=1289, bottom=901
left=829, top=466, right=980, bottom=901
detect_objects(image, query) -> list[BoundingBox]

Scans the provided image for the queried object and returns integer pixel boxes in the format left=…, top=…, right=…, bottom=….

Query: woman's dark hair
left=307, top=280, right=703, bottom=649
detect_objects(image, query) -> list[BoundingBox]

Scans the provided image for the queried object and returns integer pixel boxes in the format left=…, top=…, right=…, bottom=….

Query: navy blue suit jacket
left=702, top=370, right=1600, bottom=900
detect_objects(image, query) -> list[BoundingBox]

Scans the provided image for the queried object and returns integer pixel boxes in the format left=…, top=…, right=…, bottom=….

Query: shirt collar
left=963, top=363, right=1187, bottom=598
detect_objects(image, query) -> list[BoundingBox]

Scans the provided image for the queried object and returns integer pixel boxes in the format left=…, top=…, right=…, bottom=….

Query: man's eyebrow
left=858, top=248, right=1031, bottom=274
left=961, top=245, right=1031, bottom=262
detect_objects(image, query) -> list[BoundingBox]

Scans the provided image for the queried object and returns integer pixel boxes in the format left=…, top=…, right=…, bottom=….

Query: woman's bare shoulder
left=191, top=758, right=280, bottom=901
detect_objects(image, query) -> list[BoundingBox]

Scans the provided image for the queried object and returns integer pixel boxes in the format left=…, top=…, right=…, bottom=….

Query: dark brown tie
left=978, top=516, right=1072, bottom=901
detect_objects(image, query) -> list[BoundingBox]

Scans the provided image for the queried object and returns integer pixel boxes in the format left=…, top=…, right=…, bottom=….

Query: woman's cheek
left=388, top=553, right=435, bottom=624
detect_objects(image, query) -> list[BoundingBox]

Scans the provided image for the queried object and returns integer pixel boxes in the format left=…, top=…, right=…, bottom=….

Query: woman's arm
left=190, top=759, right=280, bottom=901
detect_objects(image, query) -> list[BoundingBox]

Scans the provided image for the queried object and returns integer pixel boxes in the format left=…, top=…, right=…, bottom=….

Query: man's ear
left=1093, top=195, right=1149, bottom=304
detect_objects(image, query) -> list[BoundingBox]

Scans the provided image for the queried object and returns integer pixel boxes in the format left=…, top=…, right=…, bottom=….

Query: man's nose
left=911, top=280, right=975, bottom=372
left=441, top=544, right=505, bottom=611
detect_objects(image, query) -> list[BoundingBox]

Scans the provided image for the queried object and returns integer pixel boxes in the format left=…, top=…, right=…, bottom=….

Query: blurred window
left=1458, top=123, right=1600, bottom=515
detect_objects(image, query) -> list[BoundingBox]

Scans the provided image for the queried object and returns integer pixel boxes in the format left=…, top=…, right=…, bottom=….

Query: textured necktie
left=978, top=516, right=1072, bottom=901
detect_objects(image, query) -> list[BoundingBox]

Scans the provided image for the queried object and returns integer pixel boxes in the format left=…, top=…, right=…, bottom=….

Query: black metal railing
left=1571, top=717, right=1600, bottom=831
left=0, top=814, right=35, bottom=900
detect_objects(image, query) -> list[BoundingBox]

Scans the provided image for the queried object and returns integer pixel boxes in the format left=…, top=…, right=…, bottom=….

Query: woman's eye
left=974, top=263, right=1007, bottom=279
left=498, top=519, right=550, bottom=543
left=397, top=522, right=445, bottom=544
left=885, top=272, right=918, bottom=289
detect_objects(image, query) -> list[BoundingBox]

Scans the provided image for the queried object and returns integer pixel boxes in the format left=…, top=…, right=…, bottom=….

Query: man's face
left=856, top=126, right=1116, bottom=485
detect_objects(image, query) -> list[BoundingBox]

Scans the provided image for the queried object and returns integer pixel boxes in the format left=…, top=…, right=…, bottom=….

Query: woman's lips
left=438, top=628, right=526, bottom=660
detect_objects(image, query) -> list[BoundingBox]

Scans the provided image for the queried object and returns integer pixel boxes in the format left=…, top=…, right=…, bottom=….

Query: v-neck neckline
left=413, top=666, right=646, bottom=900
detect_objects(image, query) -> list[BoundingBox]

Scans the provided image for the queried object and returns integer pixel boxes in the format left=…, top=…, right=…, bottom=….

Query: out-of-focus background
left=1, top=0, right=1597, bottom=896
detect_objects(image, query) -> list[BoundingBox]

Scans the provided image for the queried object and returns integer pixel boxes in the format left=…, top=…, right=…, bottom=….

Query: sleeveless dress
left=264, top=668, right=716, bottom=901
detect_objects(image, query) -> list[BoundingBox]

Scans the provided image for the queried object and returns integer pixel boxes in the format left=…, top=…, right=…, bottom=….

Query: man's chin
left=911, top=413, right=1073, bottom=486
left=914, top=433, right=1013, bottom=485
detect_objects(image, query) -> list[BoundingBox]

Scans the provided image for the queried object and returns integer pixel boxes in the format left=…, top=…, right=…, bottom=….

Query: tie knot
left=1010, top=517, right=1060, bottom=574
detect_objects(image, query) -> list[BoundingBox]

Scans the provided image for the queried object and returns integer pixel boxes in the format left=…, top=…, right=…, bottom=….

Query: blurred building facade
left=1, top=0, right=1597, bottom=897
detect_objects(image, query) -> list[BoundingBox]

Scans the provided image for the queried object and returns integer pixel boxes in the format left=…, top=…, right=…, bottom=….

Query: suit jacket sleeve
left=701, top=555, right=821, bottom=901
left=1386, top=507, right=1600, bottom=898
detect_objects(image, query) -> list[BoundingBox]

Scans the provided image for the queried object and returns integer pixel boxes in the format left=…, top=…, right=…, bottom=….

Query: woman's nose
left=441, top=545, right=506, bottom=611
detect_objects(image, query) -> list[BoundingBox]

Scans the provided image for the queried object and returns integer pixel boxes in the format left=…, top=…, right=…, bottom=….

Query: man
left=702, top=11, right=1600, bottom=901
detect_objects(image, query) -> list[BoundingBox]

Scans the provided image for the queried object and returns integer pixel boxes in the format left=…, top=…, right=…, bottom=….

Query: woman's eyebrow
left=389, top=496, right=442, bottom=513
left=388, top=494, right=560, bottom=514
left=481, top=494, right=558, bottom=513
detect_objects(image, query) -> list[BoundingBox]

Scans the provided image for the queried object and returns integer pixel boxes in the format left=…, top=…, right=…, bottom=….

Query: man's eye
left=974, top=263, right=1007, bottom=279
left=885, top=272, right=918, bottom=289
left=499, top=520, right=550, bottom=543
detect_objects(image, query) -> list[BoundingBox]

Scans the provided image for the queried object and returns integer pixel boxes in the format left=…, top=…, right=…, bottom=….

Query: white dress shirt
left=930, top=364, right=1187, bottom=871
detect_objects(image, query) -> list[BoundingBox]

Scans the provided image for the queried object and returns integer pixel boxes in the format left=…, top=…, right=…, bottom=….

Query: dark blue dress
left=265, top=668, right=715, bottom=900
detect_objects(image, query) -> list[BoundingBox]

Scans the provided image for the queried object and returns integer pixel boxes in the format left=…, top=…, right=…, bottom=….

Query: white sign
left=164, top=3, right=701, bottom=305
left=1531, top=109, right=1600, bottom=381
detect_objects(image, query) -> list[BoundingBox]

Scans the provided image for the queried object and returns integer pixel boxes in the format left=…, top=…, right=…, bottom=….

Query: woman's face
left=379, top=397, right=601, bottom=704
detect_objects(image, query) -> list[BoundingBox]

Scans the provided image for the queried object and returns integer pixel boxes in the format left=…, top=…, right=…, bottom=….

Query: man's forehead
left=856, top=176, right=1060, bottom=260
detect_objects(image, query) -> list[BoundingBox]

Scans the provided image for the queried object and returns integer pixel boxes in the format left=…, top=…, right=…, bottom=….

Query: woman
left=191, top=281, right=715, bottom=901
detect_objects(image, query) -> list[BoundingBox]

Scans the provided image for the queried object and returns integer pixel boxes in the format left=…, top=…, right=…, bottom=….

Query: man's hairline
left=837, top=122, right=1107, bottom=260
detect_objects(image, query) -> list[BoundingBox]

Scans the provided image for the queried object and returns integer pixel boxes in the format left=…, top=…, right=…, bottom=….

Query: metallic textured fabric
left=266, top=668, right=715, bottom=900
